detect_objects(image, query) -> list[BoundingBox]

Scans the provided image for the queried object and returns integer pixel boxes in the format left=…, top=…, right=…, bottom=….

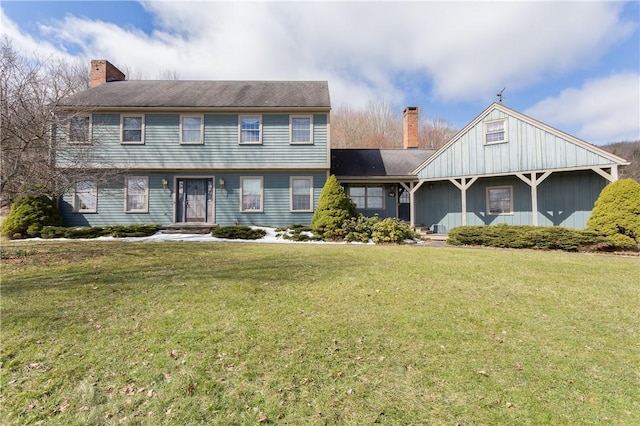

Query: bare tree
left=331, top=100, right=456, bottom=149
left=420, top=116, right=457, bottom=149
left=0, top=37, right=112, bottom=207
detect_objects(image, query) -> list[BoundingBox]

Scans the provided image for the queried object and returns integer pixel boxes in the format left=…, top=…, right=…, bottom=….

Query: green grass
left=1, top=241, right=638, bottom=425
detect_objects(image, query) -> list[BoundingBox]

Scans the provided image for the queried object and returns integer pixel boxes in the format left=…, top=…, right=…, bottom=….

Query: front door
left=398, top=187, right=410, bottom=222
left=176, top=178, right=213, bottom=223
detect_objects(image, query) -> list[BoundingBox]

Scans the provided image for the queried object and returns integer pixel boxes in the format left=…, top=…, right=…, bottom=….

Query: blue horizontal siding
left=60, top=171, right=327, bottom=228
left=214, top=171, right=327, bottom=226
left=56, top=112, right=329, bottom=169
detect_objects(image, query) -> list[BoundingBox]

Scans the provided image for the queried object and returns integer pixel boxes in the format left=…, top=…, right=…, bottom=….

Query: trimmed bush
left=371, top=217, right=420, bottom=244
left=311, top=175, right=357, bottom=240
left=275, top=225, right=322, bottom=242
left=344, top=214, right=379, bottom=243
left=448, top=224, right=606, bottom=252
left=212, top=225, right=266, bottom=240
left=1, top=195, right=62, bottom=239
left=587, top=178, right=640, bottom=249
left=40, top=224, right=160, bottom=239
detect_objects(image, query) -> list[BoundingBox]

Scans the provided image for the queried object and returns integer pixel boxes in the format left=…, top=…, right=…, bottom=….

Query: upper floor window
left=239, top=116, right=261, bottom=144
left=349, top=186, right=384, bottom=209
left=486, top=186, right=513, bottom=215
left=290, top=116, right=313, bottom=144
left=181, top=115, right=203, bottom=144
left=69, top=115, right=91, bottom=144
left=290, top=177, right=313, bottom=212
left=240, top=177, right=263, bottom=212
left=484, top=119, right=508, bottom=144
left=121, top=115, right=144, bottom=144
left=74, top=180, right=97, bottom=212
left=125, top=176, right=149, bottom=213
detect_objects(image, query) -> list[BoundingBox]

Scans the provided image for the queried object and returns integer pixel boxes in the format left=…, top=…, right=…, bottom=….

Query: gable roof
left=414, top=102, right=629, bottom=179
left=331, top=149, right=435, bottom=179
left=59, top=80, right=331, bottom=110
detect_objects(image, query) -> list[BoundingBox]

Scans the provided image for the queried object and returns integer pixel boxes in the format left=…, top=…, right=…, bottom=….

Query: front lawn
left=1, top=241, right=638, bottom=425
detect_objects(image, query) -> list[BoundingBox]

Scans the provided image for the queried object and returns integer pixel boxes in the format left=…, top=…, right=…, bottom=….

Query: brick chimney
left=403, top=106, right=419, bottom=149
left=90, top=60, right=126, bottom=88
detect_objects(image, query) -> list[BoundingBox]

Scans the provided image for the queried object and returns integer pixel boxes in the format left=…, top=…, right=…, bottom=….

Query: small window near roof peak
left=484, top=119, right=508, bottom=144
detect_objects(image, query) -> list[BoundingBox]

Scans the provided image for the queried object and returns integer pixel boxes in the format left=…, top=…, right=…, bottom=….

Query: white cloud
left=525, top=72, right=640, bottom=144
left=1, top=1, right=637, bottom=142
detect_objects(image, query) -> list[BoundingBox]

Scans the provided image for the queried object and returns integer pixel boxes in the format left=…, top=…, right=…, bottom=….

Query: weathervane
left=497, top=87, right=505, bottom=103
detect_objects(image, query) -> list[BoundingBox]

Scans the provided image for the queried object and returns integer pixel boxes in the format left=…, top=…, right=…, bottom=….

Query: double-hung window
left=486, top=186, right=513, bottom=215
left=74, top=180, right=97, bottom=212
left=290, top=116, right=313, bottom=144
left=485, top=119, right=508, bottom=144
left=239, top=116, right=261, bottom=144
left=181, top=115, right=203, bottom=144
left=121, top=115, right=144, bottom=144
left=349, top=186, right=384, bottom=209
left=240, top=177, right=263, bottom=212
left=125, top=176, right=149, bottom=213
left=69, top=115, right=91, bottom=144
left=290, top=177, right=313, bottom=212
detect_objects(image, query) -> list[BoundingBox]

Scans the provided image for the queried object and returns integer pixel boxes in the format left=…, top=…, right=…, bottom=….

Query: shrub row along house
left=56, top=60, right=629, bottom=232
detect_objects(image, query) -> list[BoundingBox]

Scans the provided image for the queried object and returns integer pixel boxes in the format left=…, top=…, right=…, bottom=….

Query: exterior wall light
left=162, top=178, right=169, bottom=189
left=219, top=178, right=225, bottom=189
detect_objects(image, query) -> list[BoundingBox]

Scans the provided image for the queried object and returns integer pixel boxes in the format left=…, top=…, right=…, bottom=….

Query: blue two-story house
left=57, top=60, right=628, bottom=232
left=57, top=60, right=330, bottom=228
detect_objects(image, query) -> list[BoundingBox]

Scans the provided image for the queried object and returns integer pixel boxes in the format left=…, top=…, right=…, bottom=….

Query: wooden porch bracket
left=590, top=165, right=618, bottom=183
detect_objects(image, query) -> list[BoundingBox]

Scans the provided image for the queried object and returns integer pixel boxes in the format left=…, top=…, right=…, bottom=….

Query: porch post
left=409, top=181, right=424, bottom=227
left=448, top=177, right=478, bottom=226
left=516, top=171, right=552, bottom=226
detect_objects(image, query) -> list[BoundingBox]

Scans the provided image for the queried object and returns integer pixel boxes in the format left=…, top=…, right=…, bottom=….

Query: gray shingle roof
left=331, top=149, right=436, bottom=178
left=59, top=80, right=330, bottom=109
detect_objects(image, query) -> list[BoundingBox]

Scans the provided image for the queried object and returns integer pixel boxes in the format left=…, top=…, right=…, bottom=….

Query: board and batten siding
left=413, top=171, right=606, bottom=231
left=418, top=109, right=618, bottom=180
left=58, top=113, right=328, bottom=169
left=61, top=171, right=327, bottom=227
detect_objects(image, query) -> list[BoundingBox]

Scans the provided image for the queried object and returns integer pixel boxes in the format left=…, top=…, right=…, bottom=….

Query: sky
left=1, top=0, right=639, bottom=145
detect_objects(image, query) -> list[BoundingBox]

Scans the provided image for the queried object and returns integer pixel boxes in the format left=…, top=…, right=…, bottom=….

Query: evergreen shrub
left=1, top=195, right=62, bottom=239
left=586, top=178, right=640, bottom=249
left=40, top=224, right=160, bottom=239
left=344, top=215, right=379, bottom=243
left=448, top=224, right=605, bottom=252
left=311, top=175, right=357, bottom=240
left=212, top=225, right=266, bottom=240
left=276, top=225, right=322, bottom=242
left=371, top=217, right=420, bottom=244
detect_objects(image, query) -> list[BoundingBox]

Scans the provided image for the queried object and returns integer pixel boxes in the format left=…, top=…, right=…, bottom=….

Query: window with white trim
left=349, top=186, right=384, bottom=209
left=74, top=180, right=97, bottom=212
left=484, top=119, right=508, bottom=144
left=180, top=115, right=203, bottom=144
left=486, top=186, right=513, bottom=215
left=240, top=177, right=263, bottom=212
left=290, top=177, right=313, bottom=212
left=239, top=116, right=261, bottom=144
left=290, top=116, right=313, bottom=144
left=121, top=115, right=144, bottom=144
left=69, top=115, right=91, bottom=144
left=125, top=176, right=149, bottom=213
